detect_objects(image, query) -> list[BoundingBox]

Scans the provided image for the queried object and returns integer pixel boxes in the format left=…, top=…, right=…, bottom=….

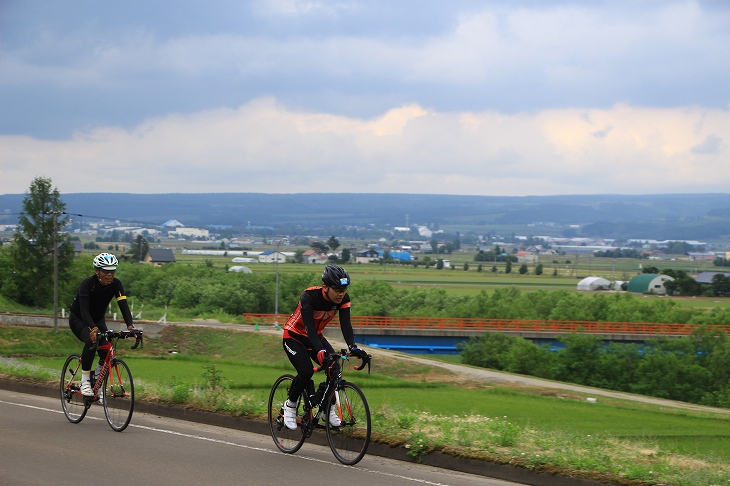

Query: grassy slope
left=2, top=323, right=730, bottom=484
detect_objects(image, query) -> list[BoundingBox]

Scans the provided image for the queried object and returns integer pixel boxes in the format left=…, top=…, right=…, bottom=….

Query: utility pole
left=52, top=211, right=59, bottom=332
left=274, top=239, right=281, bottom=330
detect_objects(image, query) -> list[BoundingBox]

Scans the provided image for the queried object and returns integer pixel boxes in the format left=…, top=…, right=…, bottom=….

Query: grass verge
left=2, top=323, right=730, bottom=485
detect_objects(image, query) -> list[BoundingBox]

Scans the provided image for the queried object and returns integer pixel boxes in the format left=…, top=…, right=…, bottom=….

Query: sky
left=1, top=0, right=729, bottom=197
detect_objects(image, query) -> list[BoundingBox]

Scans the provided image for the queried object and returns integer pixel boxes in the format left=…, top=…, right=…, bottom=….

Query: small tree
left=535, top=263, right=544, bottom=275
left=327, top=236, right=340, bottom=253
left=129, top=235, right=149, bottom=262
left=519, top=263, right=528, bottom=275
left=1, top=177, right=74, bottom=307
left=311, top=241, right=328, bottom=253
left=430, top=239, right=439, bottom=254
left=339, top=248, right=350, bottom=263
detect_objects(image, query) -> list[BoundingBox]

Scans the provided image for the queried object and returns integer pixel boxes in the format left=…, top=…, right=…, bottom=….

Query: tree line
left=459, top=328, right=730, bottom=408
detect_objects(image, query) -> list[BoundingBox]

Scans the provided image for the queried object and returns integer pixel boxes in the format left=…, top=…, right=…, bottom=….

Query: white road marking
left=0, top=398, right=450, bottom=485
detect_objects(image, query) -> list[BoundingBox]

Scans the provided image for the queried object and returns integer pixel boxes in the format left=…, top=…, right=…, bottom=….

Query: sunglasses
left=99, top=268, right=116, bottom=275
left=330, top=286, right=348, bottom=293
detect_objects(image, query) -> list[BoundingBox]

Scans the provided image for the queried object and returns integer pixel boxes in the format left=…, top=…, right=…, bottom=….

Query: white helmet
left=93, top=252, right=118, bottom=270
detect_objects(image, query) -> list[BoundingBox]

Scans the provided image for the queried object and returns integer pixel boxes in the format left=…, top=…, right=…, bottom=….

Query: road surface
left=0, top=389, right=523, bottom=486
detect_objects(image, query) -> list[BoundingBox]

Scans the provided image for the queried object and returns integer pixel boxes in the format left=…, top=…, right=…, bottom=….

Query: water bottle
left=92, top=363, right=102, bottom=385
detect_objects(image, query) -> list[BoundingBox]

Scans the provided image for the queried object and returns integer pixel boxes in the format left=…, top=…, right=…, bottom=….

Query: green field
left=2, top=323, right=729, bottom=485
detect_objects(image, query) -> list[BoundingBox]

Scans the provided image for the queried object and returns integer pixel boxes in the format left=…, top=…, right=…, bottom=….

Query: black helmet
left=322, top=265, right=350, bottom=288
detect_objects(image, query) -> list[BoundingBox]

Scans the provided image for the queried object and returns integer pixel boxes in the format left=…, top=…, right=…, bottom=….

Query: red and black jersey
left=283, top=286, right=354, bottom=351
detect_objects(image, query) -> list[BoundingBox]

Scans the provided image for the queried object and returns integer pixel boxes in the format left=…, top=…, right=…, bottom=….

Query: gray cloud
left=0, top=1, right=728, bottom=196
left=691, top=135, right=724, bottom=155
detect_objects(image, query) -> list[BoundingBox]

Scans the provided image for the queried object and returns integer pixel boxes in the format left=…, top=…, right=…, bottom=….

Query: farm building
left=577, top=276, right=611, bottom=291
left=232, top=257, right=257, bottom=263
left=355, top=249, right=379, bottom=264
left=258, top=250, right=286, bottom=264
left=695, top=271, right=730, bottom=284
left=379, top=250, right=412, bottom=262
left=143, top=248, right=176, bottom=266
left=627, top=274, right=675, bottom=295
left=228, top=266, right=253, bottom=273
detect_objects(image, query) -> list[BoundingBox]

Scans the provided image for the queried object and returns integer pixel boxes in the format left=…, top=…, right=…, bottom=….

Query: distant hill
left=1, top=192, right=729, bottom=241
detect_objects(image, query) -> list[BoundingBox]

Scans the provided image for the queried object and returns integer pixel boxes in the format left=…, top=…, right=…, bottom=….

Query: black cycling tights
left=68, top=316, right=109, bottom=371
left=283, top=336, right=336, bottom=402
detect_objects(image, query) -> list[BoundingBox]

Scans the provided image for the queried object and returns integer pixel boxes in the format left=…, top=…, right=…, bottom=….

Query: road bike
left=61, top=329, right=143, bottom=432
left=268, top=349, right=372, bottom=465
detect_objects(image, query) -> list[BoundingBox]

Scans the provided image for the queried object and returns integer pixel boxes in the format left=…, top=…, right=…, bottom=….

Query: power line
left=5, top=211, right=165, bottom=228
left=61, top=211, right=165, bottom=228
left=7, top=211, right=159, bottom=226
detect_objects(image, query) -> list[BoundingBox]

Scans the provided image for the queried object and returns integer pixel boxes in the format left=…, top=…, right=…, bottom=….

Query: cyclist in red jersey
left=281, top=265, right=368, bottom=430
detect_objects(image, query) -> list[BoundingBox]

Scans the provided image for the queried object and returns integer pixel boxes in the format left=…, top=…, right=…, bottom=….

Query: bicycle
left=61, top=329, right=143, bottom=432
left=268, top=349, right=372, bottom=465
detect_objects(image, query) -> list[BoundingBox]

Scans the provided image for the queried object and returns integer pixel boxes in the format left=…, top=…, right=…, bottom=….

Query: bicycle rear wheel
left=326, top=381, right=371, bottom=465
left=103, top=358, right=134, bottom=432
left=61, top=354, right=89, bottom=423
left=268, top=374, right=306, bottom=454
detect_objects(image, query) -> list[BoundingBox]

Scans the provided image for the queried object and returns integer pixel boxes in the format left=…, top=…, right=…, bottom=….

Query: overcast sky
left=1, top=0, right=728, bottom=197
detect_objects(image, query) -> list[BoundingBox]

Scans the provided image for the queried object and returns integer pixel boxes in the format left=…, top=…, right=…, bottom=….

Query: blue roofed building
left=379, top=250, right=412, bottom=262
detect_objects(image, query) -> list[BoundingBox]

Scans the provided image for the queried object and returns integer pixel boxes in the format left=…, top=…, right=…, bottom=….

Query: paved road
left=0, top=389, right=523, bottom=486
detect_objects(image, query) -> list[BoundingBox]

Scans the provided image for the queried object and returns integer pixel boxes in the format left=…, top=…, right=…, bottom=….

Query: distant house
left=515, top=251, right=538, bottom=264
left=144, top=248, right=176, bottom=267
left=695, top=271, right=730, bottom=284
left=302, top=249, right=328, bottom=264
left=258, top=250, right=286, bottom=264
left=355, top=249, right=379, bottom=264
left=627, top=274, right=674, bottom=295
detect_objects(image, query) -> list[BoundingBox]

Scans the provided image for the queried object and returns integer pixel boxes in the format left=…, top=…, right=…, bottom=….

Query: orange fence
left=241, top=313, right=730, bottom=337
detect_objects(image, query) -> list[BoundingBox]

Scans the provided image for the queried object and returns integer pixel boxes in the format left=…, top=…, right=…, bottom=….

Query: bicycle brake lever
left=131, top=335, right=143, bottom=349
left=354, top=355, right=372, bottom=374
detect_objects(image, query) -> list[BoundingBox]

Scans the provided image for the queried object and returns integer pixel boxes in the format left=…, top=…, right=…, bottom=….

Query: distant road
left=0, top=389, right=520, bottom=486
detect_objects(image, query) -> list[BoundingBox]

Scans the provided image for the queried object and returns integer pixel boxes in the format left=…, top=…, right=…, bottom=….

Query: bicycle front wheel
left=103, top=358, right=134, bottom=432
left=61, top=354, right=89, bottom=423
left=326, top=381, right=371, bottom=465
left=268, top=374, right=306, bottom=454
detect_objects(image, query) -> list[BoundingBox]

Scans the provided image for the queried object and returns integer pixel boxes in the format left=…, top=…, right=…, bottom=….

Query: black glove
left=350, top=346, right=368, bottom=360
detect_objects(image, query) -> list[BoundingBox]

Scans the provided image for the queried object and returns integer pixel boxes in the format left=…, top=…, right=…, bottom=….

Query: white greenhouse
left=577, top=276, right=611, bottom=291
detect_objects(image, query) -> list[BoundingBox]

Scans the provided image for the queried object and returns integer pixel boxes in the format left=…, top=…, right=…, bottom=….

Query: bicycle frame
left=91, top=341, right=113, bottom=397
left=301, top=360, right=345, bottom=430
left=91, top=335, right=134, bottom=400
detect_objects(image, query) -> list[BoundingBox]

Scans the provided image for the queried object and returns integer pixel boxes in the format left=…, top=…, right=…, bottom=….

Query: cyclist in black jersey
left=68, top=253, right=135, bottom=397
left=281, top=264, right=368, bottom=429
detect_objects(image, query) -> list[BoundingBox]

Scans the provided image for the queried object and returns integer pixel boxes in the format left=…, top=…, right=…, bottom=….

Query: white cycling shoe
left=328, top=405, right=342, bottom=427
left=283, top=400, right=298, bottom=430
left=80, top=380, right=94, bottom=397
